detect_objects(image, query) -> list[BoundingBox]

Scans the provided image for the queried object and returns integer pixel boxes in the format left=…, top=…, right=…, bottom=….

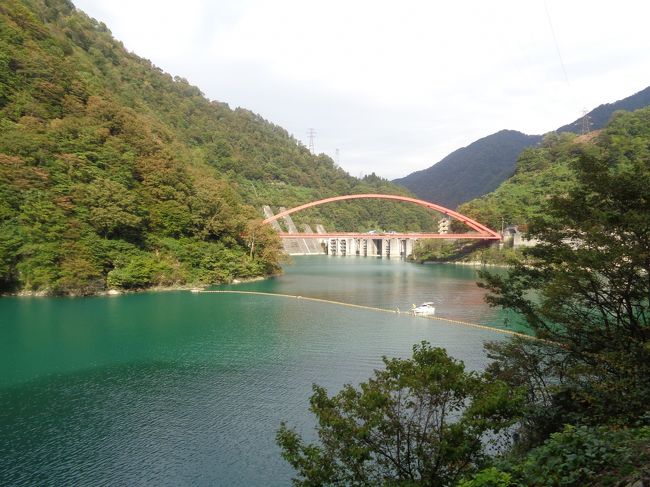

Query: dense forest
left=0, top=0, right=436, bottom=295
left=393, top=130, right=543, bottom=208
left=458, top=107, right=650, bottom=231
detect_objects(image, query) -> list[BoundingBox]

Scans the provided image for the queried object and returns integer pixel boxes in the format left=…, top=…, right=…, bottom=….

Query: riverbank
left=412, top=241, right=523, bottom=267
left=421, top=260, right=509, bottom=267
left=5, top=274, right=276, bottom=298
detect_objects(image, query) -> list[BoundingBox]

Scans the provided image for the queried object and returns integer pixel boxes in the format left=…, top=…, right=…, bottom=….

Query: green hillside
left=393, top=130, right=543, bottom=208
left=0, top=0, right=435, bottom=295
left=458, top=107, right=650, bottom=231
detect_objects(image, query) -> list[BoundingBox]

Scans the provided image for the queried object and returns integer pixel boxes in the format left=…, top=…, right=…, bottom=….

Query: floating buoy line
left=194, top=289, right=536, bottom=340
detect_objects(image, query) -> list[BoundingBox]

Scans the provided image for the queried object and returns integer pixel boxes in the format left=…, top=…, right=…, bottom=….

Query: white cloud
left=73, top=0, right=650, bottom=179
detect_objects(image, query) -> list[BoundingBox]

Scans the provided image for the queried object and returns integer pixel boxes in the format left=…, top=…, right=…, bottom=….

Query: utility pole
left=307, top=128, right=316, bottom=154
left=335, top=148, right=340, bottom=166
left=581, top=108, right=590, bottom=135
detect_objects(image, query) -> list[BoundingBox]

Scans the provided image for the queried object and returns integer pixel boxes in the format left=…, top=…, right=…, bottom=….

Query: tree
left=277, top=343, right=521, bottom=486
left=479, top=109, right=650, bottom=430
left=509, top=424, right=650, bottom=487
left=244, top=219, right=285, bottom=272
left=80, top=178, right=144, bottom=239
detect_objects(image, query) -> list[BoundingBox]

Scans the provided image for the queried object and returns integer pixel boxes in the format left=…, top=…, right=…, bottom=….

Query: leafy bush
left=458, top=467, right=513, bottom=487
left=106, top=253, right=160, bottom=289
left=512, top=425, right=650, bottom=486
left=277, top=343, right=523, bottom=486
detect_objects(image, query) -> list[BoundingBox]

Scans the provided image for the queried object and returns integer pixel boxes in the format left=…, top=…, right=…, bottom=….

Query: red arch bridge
left=262, top=194, right=500, bottom=239
left=262, top=194, right=501, bottom=257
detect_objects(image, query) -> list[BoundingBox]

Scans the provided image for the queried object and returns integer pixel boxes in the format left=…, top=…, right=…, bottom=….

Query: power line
left=543, top=0, right=570, bottom=86
left=543, top=0, right=586, bottom=129
left=307, top=128, right=316, bottom=154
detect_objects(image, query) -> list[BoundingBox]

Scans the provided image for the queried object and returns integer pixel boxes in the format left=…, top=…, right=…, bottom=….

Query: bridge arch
left=262, top=193, right=500, bottom=239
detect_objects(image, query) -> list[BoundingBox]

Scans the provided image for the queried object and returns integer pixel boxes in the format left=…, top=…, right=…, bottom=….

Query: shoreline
left=3, top=259, right=509, bottom=298
left=4, top=274, right=274, bottom=299
left=420, top=260, right=510, bottom=268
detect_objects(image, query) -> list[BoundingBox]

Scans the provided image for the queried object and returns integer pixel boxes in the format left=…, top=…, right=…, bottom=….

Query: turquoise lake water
left=0, top=256, right=524, bottom=486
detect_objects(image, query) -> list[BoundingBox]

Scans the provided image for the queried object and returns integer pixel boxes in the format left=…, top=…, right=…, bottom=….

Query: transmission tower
left=307, top=128, right=316, bottom=154
left=580, top=108, right=591, bottom=135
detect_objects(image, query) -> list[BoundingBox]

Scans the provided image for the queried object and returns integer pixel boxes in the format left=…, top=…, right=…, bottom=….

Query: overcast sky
left=73, top=0, right=650, bottom=179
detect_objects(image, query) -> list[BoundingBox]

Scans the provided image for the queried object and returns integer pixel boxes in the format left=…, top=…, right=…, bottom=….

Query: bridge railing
left=262, top=193, right=501, bottom=241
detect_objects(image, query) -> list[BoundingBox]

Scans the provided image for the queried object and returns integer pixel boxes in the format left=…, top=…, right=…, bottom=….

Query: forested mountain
left=0, top=0, right=433, bottom=295
left=556, top=85, right=650, bottom=133
left=458, top=107, right=650, bottom=230
left=395, top=85, right=650, bottom=208
left=393, top=130, right=542, bottom=209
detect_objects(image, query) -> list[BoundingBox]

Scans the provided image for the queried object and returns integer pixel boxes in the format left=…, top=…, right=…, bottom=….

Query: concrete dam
left=262, top=205, right=416, bottom=257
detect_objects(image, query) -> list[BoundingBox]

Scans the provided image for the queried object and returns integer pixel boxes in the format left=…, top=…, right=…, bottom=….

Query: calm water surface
left=0, top=256, right=523, bottom=486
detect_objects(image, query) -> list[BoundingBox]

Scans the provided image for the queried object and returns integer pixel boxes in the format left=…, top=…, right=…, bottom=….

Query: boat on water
left=412, top=302, right=436, bottom=316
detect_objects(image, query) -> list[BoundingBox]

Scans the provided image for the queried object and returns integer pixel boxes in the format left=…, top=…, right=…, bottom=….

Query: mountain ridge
left=393, top=130, right=542, bottom=209
left=394, top=85, right=650, bottom=208
left=457, top=106, right=650, bottom=233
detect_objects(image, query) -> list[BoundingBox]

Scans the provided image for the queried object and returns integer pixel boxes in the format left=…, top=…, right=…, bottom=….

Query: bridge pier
left=262, top=194, right=501, bottom=256
left=402, top=238, right=414, bottom=257
left=385, top=238, right=399, bottom=258
left=325, top=237, right=414, bottom=258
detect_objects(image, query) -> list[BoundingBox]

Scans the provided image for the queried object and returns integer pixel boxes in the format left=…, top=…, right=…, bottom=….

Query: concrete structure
left=261, top=194, right=500, bottom=258
left=325, top=236, right=414, bottom=258
left=278, top=207, right=311, bottom=255
left=263, top=205, right=324, bottom=255
left=301, top=224, right=324, bottom=253
left=438, top=217, right=451, bottom=234
left=262, top=205, right=282, bottom=232
left=263, top=205, right=417, bottom=257
left=503, top=226, right=539, bottom=248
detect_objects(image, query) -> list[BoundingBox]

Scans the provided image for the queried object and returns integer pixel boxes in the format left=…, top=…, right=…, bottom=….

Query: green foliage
left=56, top=242, right=104, bottom=294
left=458, top=133, right=580, bottom=230
left=460, top=246, right=521, bottom=266
left=410, top=240, right=521, bottom=265
left=457, top=467, right=512, bottom=487
left=466, top=424, right=650, bottom=487
left=395, top=130, right=543, bottom=209
left=277, top=342, right=522, bottom=486
left=508, top=425, right=650, bottom=487
left=479, top=108, right=650, bottom=430
left=80, top=178, right=144, bottom=238
left=277, top=108, right=650, bottom=486
left=0, top=0, right=436, bottom=294
left=463, top=423, right=650, bottom=487
left=483, top=338, right=583, bottom=452
left=411, top=240, right=457, bottom=261
left=466, top=108, right=650, bottom=486
left=106, top=253, right=160, bottom=289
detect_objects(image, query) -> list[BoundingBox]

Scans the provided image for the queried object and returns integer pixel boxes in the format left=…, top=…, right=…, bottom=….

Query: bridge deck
left=278, top=233, right=501, bottom=240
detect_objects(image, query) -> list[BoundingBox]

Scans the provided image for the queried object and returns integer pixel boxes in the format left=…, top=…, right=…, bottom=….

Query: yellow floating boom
left=196, top=290, right=536, bottom=340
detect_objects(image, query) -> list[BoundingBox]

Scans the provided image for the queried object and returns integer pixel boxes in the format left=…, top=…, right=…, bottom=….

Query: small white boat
left=412, top=302, right=436, bottom=316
